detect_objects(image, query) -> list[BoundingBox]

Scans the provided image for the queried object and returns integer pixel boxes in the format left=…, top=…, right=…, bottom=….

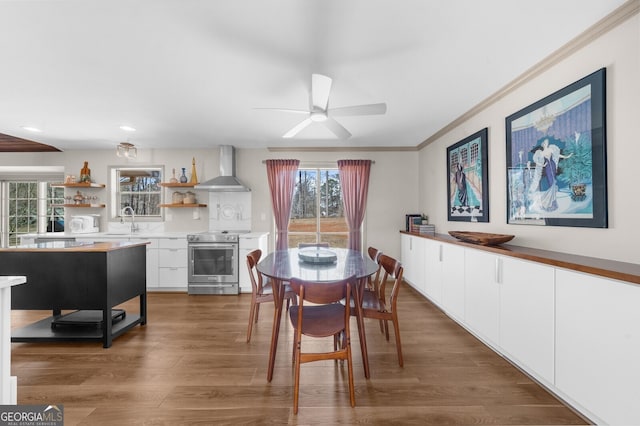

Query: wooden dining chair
left=361, top=254, right=405, bottom=367
left=297, top=242, right=330, bottom=248
left=288, top=275, right=356, bottom=414
left=246, top=249, right=297, bottom=343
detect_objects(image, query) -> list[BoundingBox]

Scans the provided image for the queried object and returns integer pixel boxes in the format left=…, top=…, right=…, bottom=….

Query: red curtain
left=266, top=159, right=300, bottom=250
left=338, top=160, right=372, bottom=251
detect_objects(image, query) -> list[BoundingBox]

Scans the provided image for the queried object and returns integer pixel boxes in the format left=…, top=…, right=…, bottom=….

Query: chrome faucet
left=121, top=206, right=139, bottom=233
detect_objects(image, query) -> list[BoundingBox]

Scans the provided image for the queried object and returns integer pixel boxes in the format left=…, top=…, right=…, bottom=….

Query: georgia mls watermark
left=0, top=405, right=63, bottom=426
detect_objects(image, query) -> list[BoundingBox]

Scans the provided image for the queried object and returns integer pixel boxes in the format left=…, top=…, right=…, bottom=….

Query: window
left=110, top=166, right=163, bottom=220
left=288, top=168, right=349, bottom=248
left=1, top=181, right=64, bottom=247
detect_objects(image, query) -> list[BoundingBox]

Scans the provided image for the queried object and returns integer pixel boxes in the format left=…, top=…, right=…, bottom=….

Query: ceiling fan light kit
left=309, top=111, right=327, bottom=122
left=260, top=73, right=387, bottom=139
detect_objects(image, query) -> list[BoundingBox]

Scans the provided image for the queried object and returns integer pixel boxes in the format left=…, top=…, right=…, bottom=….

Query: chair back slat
left=378, top=254, right=404, bottom=305
left=367, top=246, right=383, bottom=293
left=246, top=249, right=263, bottom=292
left=289, top=276, right=353, bottom=305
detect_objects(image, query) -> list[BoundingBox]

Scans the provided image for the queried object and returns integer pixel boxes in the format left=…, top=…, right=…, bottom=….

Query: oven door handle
left=188, top=243, right=237, bottom=249
left=189, top=283, right=236, bottom=288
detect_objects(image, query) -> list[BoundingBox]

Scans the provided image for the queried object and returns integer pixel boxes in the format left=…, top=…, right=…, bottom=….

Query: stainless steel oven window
left=193, top=247, right=233, bottom=275
left=188, top=244, right=238, bottom=283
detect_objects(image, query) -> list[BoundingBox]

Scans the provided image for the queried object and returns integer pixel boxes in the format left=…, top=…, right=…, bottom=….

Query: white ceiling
left=0, top=0, right=627, bottom=151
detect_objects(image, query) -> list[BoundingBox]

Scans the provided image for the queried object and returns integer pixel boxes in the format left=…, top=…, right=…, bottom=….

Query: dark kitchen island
left=0, top=240, right=148, bottom=348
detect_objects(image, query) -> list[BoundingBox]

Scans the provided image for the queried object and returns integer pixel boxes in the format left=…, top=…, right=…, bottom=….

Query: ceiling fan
left=259, top=74, right=387, bottom=139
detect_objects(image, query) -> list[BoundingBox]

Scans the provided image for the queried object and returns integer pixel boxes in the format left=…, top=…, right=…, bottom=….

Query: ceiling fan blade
left=329, top=102, right=387, bottom=117
left=324, top=117, right=352, bottom=139
left=253, top=108, right=308, bottom=114
left=283, top=118, right=313, bottom=138
left=311, top=74, right=332, bottom=111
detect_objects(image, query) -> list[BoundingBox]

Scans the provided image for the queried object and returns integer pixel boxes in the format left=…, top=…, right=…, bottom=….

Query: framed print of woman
left=528, top=138, right=572, bottom=212
left=506, top=68, right=607, bottom=228
left=446, top=128, right=489, bottom=223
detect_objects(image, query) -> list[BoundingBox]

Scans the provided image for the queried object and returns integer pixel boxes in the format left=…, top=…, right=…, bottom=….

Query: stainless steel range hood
left=195, top=145, right=250, bottom=192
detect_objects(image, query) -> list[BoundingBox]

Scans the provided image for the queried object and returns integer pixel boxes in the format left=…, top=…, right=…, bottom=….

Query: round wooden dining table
left=257, top=247, right=378, bottom=381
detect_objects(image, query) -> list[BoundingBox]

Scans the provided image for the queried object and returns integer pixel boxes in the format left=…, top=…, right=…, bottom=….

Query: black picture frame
left=505, top=68, right=607, bottom=228
left=447, top=128, right=489, bottom=222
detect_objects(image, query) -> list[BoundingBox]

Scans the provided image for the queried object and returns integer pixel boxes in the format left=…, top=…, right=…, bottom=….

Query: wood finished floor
left=10, top=284, right=588, bottom=425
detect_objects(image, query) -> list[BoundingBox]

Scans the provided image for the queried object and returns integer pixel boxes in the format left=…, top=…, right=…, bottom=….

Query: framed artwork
left=506, top=68, right=607, bottom=228
left=447, top=128, right=489, bottom=222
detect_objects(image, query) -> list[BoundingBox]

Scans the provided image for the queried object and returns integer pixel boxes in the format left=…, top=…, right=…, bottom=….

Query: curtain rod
left=261, top=160, right=375, bottom=164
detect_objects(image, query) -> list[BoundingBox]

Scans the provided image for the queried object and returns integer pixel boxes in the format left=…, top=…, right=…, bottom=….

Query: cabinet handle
left=438, top=244, right=443, bottom=262
left=410, top=238, right=412, bottom=250
left=495, top=257, right=502, bottom=284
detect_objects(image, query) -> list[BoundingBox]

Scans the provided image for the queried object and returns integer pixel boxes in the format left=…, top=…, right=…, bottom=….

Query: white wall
left=0, top=147, right=418, bottom=259
left=419, top=12, right=639, bottom=264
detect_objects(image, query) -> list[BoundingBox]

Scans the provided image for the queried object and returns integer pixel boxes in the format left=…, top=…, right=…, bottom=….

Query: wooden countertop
left=0, top=240, right=150, bottom=253
left=401, top=231, right=640, bottom=285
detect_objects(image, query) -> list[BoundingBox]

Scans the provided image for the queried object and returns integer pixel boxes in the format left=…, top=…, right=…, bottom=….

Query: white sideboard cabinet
left=400, top=231, right=640, bottom=425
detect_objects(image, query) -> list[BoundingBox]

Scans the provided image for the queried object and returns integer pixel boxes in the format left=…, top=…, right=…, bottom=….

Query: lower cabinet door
left=441, top=243, right=465, bottom=321
left=239, top=248, right=252, bottom=293
left=464, top=249, right=500, bottom=346
left=555, top=269, right=640, bottom=425
left=500, top=257, right=555, bottom=384
left=423, top=239, right=443, bottom=304
left=158, top=267, right=187, bottom=288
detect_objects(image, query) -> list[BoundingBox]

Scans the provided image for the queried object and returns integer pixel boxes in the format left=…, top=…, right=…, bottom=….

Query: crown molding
left=267, top=145, right=418, bottom=152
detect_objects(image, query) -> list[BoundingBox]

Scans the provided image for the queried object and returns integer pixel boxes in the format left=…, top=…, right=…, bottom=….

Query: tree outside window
left=288, top=168, right=349, bottom=248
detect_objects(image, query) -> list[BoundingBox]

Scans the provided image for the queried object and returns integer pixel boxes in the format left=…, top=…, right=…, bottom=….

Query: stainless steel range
left=187, top=231, right=241, bottom=295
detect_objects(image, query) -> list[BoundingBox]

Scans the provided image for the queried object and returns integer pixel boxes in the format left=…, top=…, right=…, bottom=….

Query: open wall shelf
left=52, top=183, right=105, bottom=188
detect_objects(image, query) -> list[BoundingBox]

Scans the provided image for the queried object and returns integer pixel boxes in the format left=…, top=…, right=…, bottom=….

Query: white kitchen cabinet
left=499, top=256, right=555, bottom=385
left=555, top=269, right=640, bottom=426
left=400, top=233, right=426, bottom=294
left=239, top=232, right=268, bottom=293
left=157, top=237, right=188, bottom=290
left=131, top=237, right=159, bottom=290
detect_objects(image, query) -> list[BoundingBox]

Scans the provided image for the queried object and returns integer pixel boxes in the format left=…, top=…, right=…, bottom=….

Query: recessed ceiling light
left=119, top=125, right=136, bottom=132
left=21, top=126, right=42, bottom=132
